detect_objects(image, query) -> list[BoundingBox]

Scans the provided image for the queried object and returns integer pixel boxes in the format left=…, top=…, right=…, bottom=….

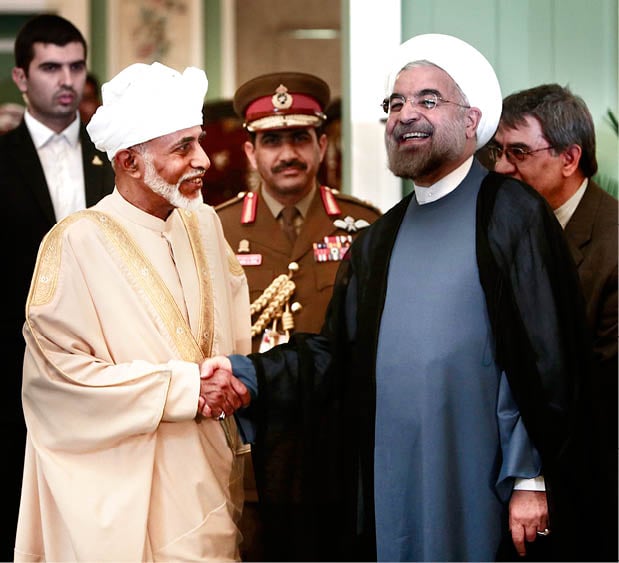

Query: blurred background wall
left=0, top=0, right=616, bottom=209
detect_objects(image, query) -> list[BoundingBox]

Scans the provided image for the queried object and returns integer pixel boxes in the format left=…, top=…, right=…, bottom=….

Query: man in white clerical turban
left=384, top=33, right=502, bottom=149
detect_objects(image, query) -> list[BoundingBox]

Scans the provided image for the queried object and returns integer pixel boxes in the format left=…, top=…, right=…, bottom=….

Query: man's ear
left=243, top=140, right=258, bottom=170
left=116, top=149, right=141, bottom=176
left=11, top=67, right=27, bottom=93
left=466, top=107, right=482, bottom=140
left=560, top=144, right=582, bottom=177
left=317, top=132, right=328, bottom=163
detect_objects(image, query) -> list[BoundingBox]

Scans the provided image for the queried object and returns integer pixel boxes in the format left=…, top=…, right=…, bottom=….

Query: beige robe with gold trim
left=15, top=190, right=251, bottom=562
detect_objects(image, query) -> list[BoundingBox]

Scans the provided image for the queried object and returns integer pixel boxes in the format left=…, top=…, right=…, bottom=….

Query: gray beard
left=143, top=156, right=203, bottom=211
left=385, top=113, right=468, bottom=181
left=386, top=142, right=445, bottom=180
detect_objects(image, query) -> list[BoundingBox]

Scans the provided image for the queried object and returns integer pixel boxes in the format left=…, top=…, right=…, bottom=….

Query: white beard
left=142, top=155, right=203, bottom=211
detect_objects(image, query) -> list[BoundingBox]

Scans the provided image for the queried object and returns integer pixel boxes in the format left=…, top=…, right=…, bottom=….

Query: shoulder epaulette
left=320, top=185, right=341, bottom=216
left=214, top=191, right=246, bottom=212
left=240, top=191, right=258, bottom=223
left=328, top=186, right=382, bottom=215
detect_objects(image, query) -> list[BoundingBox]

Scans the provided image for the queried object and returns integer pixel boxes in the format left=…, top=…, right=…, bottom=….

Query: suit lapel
left=564, top=182, right=598, bottom=267
left=80, top=124, right=111, bottom=206
left=11, top=122, right=111, bottom=224
left=13, top=121, right=56, bottom=224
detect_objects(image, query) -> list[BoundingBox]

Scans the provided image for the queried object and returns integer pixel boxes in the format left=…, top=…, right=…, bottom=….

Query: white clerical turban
left=87, top=62, right=208, bottom=160
left=384, top=33, right=502, bottom=149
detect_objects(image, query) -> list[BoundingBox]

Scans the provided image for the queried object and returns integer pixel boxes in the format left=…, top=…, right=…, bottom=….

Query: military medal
left=313, top=235, right=352, bottom=262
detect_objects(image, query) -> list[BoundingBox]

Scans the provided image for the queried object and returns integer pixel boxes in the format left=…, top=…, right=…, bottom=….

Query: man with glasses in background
left=490, top=83, right=618, bottom=561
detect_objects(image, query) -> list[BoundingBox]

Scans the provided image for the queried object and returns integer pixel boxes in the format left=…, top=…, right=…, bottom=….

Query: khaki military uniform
left=216, top=185, right=381, bottom=560
left=222, top=69, right=381, bottom=561
left=216, top=185, right=382, bottom=353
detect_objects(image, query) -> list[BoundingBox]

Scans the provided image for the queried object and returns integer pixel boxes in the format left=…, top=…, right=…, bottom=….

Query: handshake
left=197, top=356, right=250, bottom=420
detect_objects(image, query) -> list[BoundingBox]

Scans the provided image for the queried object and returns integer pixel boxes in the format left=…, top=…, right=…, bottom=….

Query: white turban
left=384, top=33, right=502, bottom=149
left=87, top=62, right=208, bottom=160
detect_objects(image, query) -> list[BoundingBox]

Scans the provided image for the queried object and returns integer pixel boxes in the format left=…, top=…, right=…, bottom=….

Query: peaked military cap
left=233, top=71, right=330, bottom=132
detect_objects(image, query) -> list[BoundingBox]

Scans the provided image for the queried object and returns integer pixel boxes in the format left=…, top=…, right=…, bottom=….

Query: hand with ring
left=508, top=489, right=549, bottom=557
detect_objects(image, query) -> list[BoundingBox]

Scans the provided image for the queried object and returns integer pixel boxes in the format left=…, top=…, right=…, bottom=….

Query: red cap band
left=245, top=93, right=322, bottom=121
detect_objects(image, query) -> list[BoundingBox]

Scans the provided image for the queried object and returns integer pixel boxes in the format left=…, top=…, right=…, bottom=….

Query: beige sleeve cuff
left=161, top=360, right=200, bottom=421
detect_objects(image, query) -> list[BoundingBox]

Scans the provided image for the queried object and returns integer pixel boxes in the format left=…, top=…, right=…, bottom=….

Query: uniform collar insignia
left=238, top=239, right=250, bottom=253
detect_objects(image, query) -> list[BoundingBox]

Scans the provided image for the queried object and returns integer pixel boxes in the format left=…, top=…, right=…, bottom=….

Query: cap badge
left=272, top=84, right=293, bottom=110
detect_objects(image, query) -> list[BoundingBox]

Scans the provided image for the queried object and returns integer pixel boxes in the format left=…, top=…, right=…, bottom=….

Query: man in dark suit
left=0, top=14, right=114, bottom=559
left=490, top=83, right=618, bottom=561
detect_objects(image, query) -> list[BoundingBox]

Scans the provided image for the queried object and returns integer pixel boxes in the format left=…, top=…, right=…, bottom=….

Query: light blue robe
left=375, top=172, right=540, bottom=561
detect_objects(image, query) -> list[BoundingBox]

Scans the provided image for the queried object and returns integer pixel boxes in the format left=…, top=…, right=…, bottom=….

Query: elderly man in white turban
left=200, top=33, right=605, bottom=562
left=15, top=61, right=252, bottom=562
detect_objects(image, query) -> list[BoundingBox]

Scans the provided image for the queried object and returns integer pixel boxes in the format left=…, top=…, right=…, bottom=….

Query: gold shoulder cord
left=250, top=262, right=302, bottom=339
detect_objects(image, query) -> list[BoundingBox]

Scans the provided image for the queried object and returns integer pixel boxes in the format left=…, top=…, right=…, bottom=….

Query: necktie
left=281, top=206, right=299, bottom=243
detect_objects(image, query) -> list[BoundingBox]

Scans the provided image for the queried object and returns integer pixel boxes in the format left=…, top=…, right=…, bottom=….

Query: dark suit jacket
left=564, top=180, right=617, bottom=370
left=0, top=118, right=114, bottom=560
left=564, top=180, right=618, bottom=560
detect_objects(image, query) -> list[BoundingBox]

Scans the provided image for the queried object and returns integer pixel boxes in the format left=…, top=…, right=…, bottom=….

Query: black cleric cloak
left=243, top=162, right=610, bottom=562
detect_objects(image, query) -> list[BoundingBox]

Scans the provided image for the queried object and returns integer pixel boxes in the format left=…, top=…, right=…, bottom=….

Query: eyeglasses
left=486, top=144, right=556, bottom=164
left=381, top=92, right=470, bottom=114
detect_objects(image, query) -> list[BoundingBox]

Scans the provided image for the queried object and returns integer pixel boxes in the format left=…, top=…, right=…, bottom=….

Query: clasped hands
left=197, top=356, right=249, bottom=419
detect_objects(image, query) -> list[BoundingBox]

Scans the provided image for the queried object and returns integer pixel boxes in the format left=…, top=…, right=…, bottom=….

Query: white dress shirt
left=25, top=111, right=86, bottom=221
left=554, top=178, right=588, bottom=229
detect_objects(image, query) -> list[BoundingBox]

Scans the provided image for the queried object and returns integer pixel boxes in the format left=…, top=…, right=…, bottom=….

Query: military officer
left=216, top=71, right=381, bottom=354
left=216, top=71, right=381, bottom=561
